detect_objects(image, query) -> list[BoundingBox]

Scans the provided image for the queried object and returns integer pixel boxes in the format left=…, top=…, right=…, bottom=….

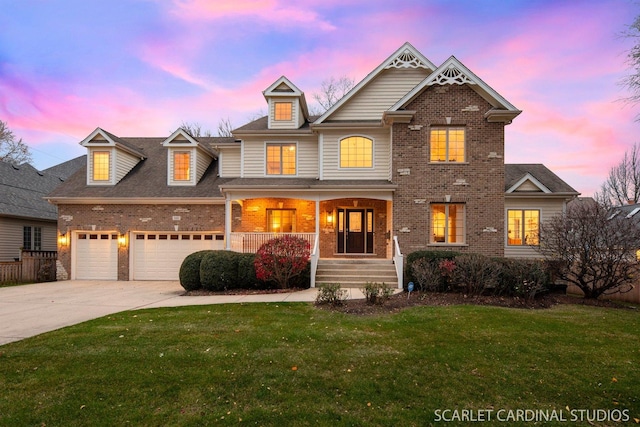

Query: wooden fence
left=0, top=251, right=57, bottom=284
left=567, top=283, right=640, bottom=304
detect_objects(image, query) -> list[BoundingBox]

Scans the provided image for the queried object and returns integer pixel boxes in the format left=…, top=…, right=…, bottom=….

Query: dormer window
left=274, top=102, right=292, bottom=121
left=173, top=152, right=191, bottom=181
left=92, top=151, right=111, bottom=181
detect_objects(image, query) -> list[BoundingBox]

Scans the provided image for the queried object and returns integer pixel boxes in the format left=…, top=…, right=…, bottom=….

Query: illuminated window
left=431, top=204, right=465, bottom=244
left=266, top=144, right=296, bottom=175
left=267, top=209, right=296, bottom=232
left=92, top=151, right=110, bottom=181
left=173, top=152, right=191, bottom=181
left=274, top=102, right=292, bottom=121
left=430, top=128, right=465, bottom=162
left=340, top=136, right=373, bottom=168
left=507, top=210, right=539, bottom=245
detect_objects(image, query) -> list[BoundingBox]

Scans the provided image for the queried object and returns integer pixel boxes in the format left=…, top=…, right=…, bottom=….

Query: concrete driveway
left=0, top=280, right=336, bottom=346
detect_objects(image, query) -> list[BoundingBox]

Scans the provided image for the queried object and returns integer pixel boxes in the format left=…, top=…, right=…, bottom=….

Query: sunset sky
left=1, top=0, right=638, bottom=196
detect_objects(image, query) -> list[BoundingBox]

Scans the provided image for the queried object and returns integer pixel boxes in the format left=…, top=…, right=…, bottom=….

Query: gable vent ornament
left=385, top=49, right=430, bottom=69
left=433, top=64, right=474, bottom=85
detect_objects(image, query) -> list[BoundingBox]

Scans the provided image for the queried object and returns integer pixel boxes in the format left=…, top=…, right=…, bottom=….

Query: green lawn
left=0, top=302, right=638, bottom=426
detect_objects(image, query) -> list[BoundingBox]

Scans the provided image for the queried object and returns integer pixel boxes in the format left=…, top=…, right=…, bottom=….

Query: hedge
left=179, top=250, right=213, bottom=291
left=200, top=250, right=240, bottom=291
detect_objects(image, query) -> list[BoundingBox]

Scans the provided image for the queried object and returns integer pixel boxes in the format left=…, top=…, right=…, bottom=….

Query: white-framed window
left=274, top=102, right=292, bottom=121
left=173, top=151, right=191, bottom=181
left=92, top=151, right=111, bottom=181
left=266, top=143, right=296, bottom=175
left=431, top=204, right=465, bottom=244
left=340, top=136, right=373, bottom=168
left=430, top=128, right=465, bottom=162
left=267, top=209, right=296, bottom=232
left=507, top=209, right=540, bottom=246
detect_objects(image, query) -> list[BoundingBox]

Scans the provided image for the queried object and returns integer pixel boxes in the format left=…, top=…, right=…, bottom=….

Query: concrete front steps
left=315, top=259, right=399, bottom=288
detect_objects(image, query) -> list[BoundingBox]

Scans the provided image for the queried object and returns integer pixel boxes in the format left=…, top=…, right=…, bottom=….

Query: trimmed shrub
left=405, top=250, right=461, bottom=285
left=450, top=254, right=502, bottom=295
left=410, top=258, right=445, bottom=292
left=179, top=250, right=213, bottom=291
left=496, top=258, right=552, bottom=299
left=254, top=235, right=310, bottom=289
left=200, top=250, right=239, bottom=291
left=315, top=283, right=348, bottom=306
left=362, top=282, right=393, bottom=305
left=237, top=252, right=260, bottom=289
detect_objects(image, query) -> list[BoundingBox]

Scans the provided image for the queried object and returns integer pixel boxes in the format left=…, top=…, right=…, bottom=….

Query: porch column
left=315, top=196, right=320, bottom=236
left=225, top=195, right=232, bottom=250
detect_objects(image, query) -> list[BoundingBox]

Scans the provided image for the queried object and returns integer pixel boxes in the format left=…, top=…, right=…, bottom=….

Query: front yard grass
left=0, top=303, right=638, bottom=426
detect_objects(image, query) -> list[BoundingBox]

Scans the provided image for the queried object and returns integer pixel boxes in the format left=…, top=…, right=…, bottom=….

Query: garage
left=74, top=232, right=119, bottom=280
left=131, top=232, right=224, bottom=280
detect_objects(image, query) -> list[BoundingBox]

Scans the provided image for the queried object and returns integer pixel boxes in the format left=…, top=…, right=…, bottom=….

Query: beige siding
left=242, top=136, right=317, bottom=178
left=320, top=128, right=391, bottom=180
left=330, top=68, right=429, bottom=121
left=269, top=97, right=300, bottom=130
left=0, top=218, right=57, bottom=261
left=219, top=147, right=241, bottom=177
left=504, top=197, right=567, bottom=258
left=115, top=150, right=140, bottom=183
left=195, top=149, right=212, bottom=182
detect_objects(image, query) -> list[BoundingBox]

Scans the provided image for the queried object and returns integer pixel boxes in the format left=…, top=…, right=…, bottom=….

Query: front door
left=337, top=208, right=374, bottom=254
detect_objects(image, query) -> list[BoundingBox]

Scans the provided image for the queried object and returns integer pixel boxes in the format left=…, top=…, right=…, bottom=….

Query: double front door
left=337, top=208, right=374, bottom=254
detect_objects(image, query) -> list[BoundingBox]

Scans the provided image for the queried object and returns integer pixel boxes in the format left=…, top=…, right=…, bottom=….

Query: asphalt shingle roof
left=48, top=138, right=233, bottom=200
left=0, top=162, right=67, bottom=220
left=505, top=164, right=578, bottom=194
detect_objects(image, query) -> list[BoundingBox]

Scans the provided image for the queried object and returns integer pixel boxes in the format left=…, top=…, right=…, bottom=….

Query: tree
left=311, top=76, right=356, bottom=114
left=595, top=142, right=640, bottom=207
left=178, top=121, right=213, bottom=137
left=0, top=120, right=32, bottom=165
left=621, top=14, right=640, bottom=108
left=216, top=117, right=234, bottom=137
left=536, top=200, right=640, bottom=299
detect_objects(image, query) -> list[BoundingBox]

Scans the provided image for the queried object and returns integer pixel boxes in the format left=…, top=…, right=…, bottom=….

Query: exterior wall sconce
left=326, top=211, right=334, bottom=225
left=118, top=234, right=127, bottom=248
left=58, top=232, right=69, bottom=247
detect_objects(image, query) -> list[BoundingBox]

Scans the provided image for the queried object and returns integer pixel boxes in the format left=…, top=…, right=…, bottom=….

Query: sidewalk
left=0, top=281, right=367, bottom=346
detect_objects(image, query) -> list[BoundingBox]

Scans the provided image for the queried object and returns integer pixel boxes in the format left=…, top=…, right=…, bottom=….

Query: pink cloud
left=168, top=0, right=337, bottom=31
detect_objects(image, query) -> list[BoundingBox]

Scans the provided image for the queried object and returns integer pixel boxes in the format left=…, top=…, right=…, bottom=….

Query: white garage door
left=74, top=232, right=118, bottom=280
left=131, top=232, right=225, bottom=280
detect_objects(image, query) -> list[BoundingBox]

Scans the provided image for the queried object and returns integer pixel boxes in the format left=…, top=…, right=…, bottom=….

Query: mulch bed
left=185, top=287, right=636, bottom=315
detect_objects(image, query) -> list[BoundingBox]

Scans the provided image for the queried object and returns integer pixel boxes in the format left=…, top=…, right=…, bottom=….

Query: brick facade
left=57, top=203, right=231, bottom=280
left=392, top=84, right=506, bottom=257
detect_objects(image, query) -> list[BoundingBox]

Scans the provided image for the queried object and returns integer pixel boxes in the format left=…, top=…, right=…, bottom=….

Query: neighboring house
left=0, top=157, right=84, bottom=261
left=47, top=42, right=579, bottom=285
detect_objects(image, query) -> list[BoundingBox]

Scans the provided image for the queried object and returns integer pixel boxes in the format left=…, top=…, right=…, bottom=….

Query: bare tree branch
left=216, top=117, right=234, bottom=137
left=0, top=120, right=32, bottom=165
left=595, top=142, right=640, bottom=207
left=178, top=121, right=213, bottom=138
left=311, top=76, right=356, bottom=114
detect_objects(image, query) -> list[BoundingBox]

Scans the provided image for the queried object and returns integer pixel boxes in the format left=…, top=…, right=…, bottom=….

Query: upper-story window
left=92, top=151, right=111, bottom=181
left=340, top=136, right=373, bottom=168
left=507, top=209, right=539, bottom=246
left=266, top=143, right=296, bottom=175
left=173, top=151, right=191, bottom=181
left=430, top=128, right=465, bottom=162
left=274, top=102, right=292, bottom=121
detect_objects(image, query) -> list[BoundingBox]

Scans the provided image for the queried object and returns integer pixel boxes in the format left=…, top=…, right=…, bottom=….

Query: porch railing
left=229, top=232, right=317, bottom=254
left=393, top=236, right=404, bottom=289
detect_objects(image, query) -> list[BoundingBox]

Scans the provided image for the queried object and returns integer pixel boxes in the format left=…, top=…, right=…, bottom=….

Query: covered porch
left=218, top=179, right=403, bottom=287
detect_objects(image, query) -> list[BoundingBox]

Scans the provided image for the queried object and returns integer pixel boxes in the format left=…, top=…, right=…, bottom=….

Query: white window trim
left=264, top=141, right=298, bottom=177
left=338, top=135, right=375, bottom=170
left=273, top=101, right=293, bottom=121
left=88, top=148, right=115, bottom=186
left=429, top=203, right=467, bottom=245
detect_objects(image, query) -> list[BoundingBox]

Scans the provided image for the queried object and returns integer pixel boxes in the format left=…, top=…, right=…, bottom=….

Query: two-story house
left=48, top=42, right=578, bottom=286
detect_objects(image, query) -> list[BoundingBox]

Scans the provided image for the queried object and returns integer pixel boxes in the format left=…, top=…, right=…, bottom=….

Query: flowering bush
left=254, top=235, right=310, bottom=289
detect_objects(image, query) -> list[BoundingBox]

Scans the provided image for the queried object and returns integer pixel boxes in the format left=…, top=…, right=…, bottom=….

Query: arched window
left=340, top=136, right=373, bottom=168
